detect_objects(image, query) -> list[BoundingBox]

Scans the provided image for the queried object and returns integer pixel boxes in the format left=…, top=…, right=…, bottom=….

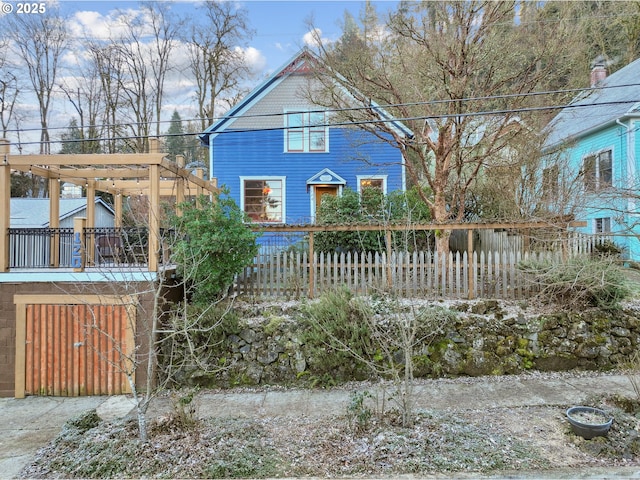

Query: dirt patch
left=19, top=391, right=640, bottom=478
left=461, top=406, right=597, bottom=467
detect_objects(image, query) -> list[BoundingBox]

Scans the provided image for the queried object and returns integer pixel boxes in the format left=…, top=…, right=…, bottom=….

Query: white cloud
left=302, top=28, right=325, bottom=48
left=68, top=8, right=151, bottom=41
left=68, top=10, right=112, bottom=40
left=237, top=46, right=267, bottom=75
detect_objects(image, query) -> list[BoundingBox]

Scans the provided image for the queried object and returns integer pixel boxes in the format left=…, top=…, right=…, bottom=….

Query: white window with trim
left=594, top=217, right=611, bottom=234
left=357, top=175, right=387, bottom=194
left=285, top=110, right=328, bottom=153
left=583, top=149, right=612, bottom=192
left=240, top=177, right=285, bottom=223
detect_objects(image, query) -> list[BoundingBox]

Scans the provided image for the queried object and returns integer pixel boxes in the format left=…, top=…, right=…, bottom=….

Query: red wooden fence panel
left=24, top=304, right=132, bottom=396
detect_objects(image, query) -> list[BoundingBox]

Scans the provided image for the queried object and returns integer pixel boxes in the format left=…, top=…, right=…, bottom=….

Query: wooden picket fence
left=233, top=249, right=562, bottom=300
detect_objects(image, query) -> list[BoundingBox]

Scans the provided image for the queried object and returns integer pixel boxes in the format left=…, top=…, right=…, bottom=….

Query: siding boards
left=22, top=303, right=133, bottom=396
left=213, top=127, right=405, bottom=224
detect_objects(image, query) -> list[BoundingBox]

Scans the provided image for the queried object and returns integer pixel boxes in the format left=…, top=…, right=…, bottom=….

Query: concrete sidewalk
left=0, top=395, right=134, bottom=479
left=1, top=372, right=639, bottom=479
left=191, top=372, right=637, bottom=419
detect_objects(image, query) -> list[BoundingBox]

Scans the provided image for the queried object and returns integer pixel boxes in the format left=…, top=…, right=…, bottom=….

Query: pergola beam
left=9, top=161, right=213, bottom=192
left=5, top=153, right=166, bottom=166
left=0, top=137, right=218, bottom=273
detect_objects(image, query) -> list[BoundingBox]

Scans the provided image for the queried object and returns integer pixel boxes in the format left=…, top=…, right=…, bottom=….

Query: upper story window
left=583, top=149, right=612, bottom=192
left=285, top=110, right=328, bottom=153
left=241, top=177, right=284, bottom=223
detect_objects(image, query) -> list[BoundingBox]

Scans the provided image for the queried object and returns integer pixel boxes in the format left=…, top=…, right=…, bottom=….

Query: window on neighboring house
left=241, top=178, right=284, bottom=223
left=583, top=150, right=612, bottom=192
left=357, top=176, right=387, bottom=194
left=594, top=217, right=611, bottom=234
left=285, top=110, right=328, bottom=152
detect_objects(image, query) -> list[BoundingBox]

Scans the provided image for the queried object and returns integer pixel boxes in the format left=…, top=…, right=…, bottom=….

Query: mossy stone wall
left=184, top=301, right=640, bottom=388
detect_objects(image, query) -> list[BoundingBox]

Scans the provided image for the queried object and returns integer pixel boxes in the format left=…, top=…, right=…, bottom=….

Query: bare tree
left=303, top=286, right=450, bottom=428
left=186, top=1, right=254, bottom=131
left=140, top=2, right=182, bottom=138
left=8, top=7, right=68, bottom=154
left=86, top=43, right=126, bottom=154
left=113, top=16, right=154, bottom=153
left=69, top=222, right=230, bottom=442
left=0, top=33, right=19, bottom=138
left=310, top=1, right=580, bottom=254
left=58, top=57, right=105, bottom=154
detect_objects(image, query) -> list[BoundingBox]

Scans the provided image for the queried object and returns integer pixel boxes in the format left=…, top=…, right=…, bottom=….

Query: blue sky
left=3, top=0, right=400, bottom=152
left=58, top=0, right=399, bottom=74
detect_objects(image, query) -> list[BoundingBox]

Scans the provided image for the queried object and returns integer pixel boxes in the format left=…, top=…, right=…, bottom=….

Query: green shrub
left=347, top=390, right=374, bottom=433
left=299, top=288, right=376, bottom=384
left=593, top=239, right=624, bottom=258
left=171, top=192, right=258, bottom=304
left=519, top=256, right=631, bottom=310
left=314, top=186, right=433, bottom=253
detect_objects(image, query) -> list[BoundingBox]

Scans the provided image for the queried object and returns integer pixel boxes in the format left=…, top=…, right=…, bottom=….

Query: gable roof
left=10, top=198, right=114, bottom=228
left=544, top=57, right=640, bottom=150
left=199, top=49, right=412, bottom=143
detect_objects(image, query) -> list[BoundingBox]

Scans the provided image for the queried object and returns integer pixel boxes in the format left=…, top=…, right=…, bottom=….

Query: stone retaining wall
left=183, top=300, right=640, bottom=388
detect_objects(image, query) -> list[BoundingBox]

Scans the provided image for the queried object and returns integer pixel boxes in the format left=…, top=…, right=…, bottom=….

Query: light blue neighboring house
left=542, top=59, right=640, bottom=260
left=199, top=50, right=410, bottom=227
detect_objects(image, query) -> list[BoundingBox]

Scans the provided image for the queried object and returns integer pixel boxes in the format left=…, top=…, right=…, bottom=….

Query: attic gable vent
left=278, top=51, right=317, bottom=76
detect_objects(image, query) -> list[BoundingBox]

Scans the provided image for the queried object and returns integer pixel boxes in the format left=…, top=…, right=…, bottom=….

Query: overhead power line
left=4, top=81, right=640, bottom=139
left=4, top=79, right=640, bottom=150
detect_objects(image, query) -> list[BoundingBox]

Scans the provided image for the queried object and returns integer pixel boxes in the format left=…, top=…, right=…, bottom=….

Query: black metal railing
left=9, top=228, right=75, bottom=268
left=8, top=227, right=175, bottom=269
left=85, top=227, right=149, bottom=267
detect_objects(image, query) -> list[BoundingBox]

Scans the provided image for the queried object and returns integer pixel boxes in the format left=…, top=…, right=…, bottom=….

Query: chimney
left=590, top=61, right=607, bottom=87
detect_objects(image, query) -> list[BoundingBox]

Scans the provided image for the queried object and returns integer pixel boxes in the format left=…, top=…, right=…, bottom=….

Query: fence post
left=308, top=231, right=315, bottom=299
left=467, top=229, right=475, bottom=299
left=0, top=139, right=9, bottom=272
left=385, top=230, right=392, bottom=290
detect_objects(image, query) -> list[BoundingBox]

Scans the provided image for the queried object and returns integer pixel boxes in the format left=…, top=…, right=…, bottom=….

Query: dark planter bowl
left=566, top=406, right=613, bottom=439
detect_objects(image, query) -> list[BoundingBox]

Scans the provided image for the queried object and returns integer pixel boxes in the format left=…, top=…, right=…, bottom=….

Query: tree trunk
left=136, top=406, right=148, bottom=443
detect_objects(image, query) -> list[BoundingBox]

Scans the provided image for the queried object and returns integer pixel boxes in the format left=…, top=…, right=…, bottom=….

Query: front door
left=315, top=186, right=338, bottom=218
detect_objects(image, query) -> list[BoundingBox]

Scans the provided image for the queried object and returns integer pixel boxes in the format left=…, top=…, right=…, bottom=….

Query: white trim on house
left=356, top=175, right=388, bottom=194
left=306, top=168, right=346, bottom=185
left=581, top=146, right=614, bottom=193
left=239, top=175, right=287, bottom=224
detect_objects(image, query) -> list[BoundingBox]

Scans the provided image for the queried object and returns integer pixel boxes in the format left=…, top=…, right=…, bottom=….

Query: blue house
left=200, top=50, right=410, bottom=226
left=543, top=59, right=640, bottom=260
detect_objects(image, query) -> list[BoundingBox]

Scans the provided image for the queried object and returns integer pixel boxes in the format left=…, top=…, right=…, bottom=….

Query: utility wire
left=4, top=81, right=640, bottom=137
left=9, top=95, right=640, bottom=148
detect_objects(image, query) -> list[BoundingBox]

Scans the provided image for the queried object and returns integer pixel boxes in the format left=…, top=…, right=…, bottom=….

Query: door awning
left=306, top=168, right=346, bottom=185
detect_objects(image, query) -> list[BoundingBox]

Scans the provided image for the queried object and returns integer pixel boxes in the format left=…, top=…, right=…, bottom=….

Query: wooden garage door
left=14, top=295, right=136, bottom=397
